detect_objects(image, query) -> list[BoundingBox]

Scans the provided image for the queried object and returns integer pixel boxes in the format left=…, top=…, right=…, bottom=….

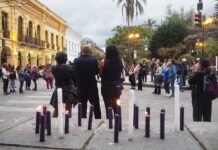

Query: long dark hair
left=105, top=45, right=121, bottom=60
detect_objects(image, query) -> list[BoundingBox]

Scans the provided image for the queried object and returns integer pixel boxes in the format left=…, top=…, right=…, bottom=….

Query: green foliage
left=149, top=6, right=193, bottom=57
left=204, top=38, right=218, bottom=64
left=106, top=25, right=152, bottom=63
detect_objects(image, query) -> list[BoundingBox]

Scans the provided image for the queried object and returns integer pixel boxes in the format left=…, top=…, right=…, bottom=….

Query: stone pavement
left=0, top=79, right=217, bottom=150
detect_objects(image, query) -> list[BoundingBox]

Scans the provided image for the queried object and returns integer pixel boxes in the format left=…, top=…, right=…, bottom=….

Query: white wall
left=66, top=27, right=82, bottom=62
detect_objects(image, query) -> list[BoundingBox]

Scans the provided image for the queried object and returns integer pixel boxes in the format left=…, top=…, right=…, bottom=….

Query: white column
left=57, top=88, right=64, bottom=139
left=175, top=84, right=180, bottom=131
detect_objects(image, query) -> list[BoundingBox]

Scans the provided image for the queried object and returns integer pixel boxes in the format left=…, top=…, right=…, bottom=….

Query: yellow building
left=0, top=0, right=67, bottom=68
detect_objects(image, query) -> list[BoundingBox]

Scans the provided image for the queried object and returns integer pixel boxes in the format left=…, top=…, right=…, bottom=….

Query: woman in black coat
left=188, top=58, right=212, bottom=122
left=50, top=52, right=76, bottom=117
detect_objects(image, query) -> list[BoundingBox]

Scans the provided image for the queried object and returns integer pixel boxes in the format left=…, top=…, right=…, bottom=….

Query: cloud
left=41, top=0, right=216, bottom=47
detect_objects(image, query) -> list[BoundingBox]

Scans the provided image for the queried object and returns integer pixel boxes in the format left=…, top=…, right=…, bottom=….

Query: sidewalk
left=0, top=81, right=217, bottom=150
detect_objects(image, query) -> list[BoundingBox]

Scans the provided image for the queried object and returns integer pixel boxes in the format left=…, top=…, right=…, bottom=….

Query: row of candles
left=35, top=88, right=184, bottom=143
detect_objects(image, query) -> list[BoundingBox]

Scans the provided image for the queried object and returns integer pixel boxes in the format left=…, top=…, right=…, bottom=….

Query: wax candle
left=135, top=105, right=139, bottom=129
left=160, top=112, right=165, bottom=140
left=65, top=111, right=69, bottom=134
left=43, top=106, right=47, bottom=115
left=180, top=106, right=184, bottom=131
left=117, top=99, right=122, bottom=131
left=35, top=106, right=42, bottom=134
left=146, top=105, right=150, bottom=116
left=57, top=88, right=64, bottom=139
left=145, top=112, right=150, bottom=138
left=175, top=84, right=180, bottom=131
left=161, top=108, right=165, bottom=113
left=40, top=114, right=45, bottom=142
left=46, top=111, right=51, bottom=135
left=78, top=103, right=82, bottom=126
left=88, top=105, right=94, bottom=130
left=108, top=107, right=113, bottom=129
left=128, top=90, right=134, bottom=141
left=133, top=104, right=136, bottom=126
left=114, top=114, right=119, bottom=143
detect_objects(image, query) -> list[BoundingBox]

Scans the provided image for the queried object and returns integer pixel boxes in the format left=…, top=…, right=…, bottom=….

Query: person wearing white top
left=2, top=63, right=10, bottom=95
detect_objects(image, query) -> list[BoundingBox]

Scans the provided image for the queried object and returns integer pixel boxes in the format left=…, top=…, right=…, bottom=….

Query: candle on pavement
left=65, top=111, right=69, bottom=134
left=180, top=106, right=184, bottom=131
left=88, top=105, right=94, bottom=130
left=39, top=114, right=45, bottom=142
left=78, top=103, right=82, bottom=126
left=128, top=90, right=134, bottom=141
left=146, top=105, right=150, bottom=116
left=57, top=88, right=64, bottom=139
left=114, top=114, right=119, bottom=143
left=135, top=105, right=139, bottom=129
left=46, top=111, right=51, bottom=135
left=160, top=111, right=165, bottom=140
left=35, top=106, right=42, bottom=134
left=108, top=107, right=113, bottom=129
left=117, top=99, right=122, bottom=131
left=145, top=112, right=150, bottom=138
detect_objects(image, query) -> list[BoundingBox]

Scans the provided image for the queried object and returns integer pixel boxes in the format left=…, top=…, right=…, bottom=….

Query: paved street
left=0, top=79, right=217, bottom=150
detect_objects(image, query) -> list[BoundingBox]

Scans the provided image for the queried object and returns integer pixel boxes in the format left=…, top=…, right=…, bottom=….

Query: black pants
left=77, top=87, right=101, bottom=119
left=129, top=74, right=135, bottom=89
left=26, top=79, right=31, bottom=90
left=138, top=75, right=143, bottom=90
left=3, top=79, right=9, bottom=93
left=192, top=93, right=212, bottom=122
left=164, top=80, right=170, bottom=94
left=19, top=81, right=24, bottom=93
left=32, top=79, right=37, bottom=90
left=101, top=84, right=122, bottom=118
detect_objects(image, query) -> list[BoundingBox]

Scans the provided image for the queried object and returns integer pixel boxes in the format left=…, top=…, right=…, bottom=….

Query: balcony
left=18, top=34, right=45, bottom=49
left=3, top=30, right=10, bottom=39
left=46, top=42, right=50, bottom=49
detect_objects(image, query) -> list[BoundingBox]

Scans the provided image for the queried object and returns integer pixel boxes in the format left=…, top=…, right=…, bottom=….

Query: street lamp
left=128, top=33, right=140, bottom=62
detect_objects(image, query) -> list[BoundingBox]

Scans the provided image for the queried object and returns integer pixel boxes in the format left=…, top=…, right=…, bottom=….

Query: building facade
left=66, top=27, right=81, bottom=61
left=0, top=0, right=67, bottom=68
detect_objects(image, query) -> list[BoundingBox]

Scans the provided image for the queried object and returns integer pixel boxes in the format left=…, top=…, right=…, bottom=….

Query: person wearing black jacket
left=74, top=46, right=101, bottom=119
left=50, top=52, right=76, bottom=117
left=100, top=45, right=123, bottom=117
left=188, top=58, right=212, bottom=122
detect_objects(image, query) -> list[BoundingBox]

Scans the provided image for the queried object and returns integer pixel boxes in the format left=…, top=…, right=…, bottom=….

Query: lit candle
left=88, top=105, right=94, bottom=130
left=175, top=84, right=180, bottom=131
left=145, top=112, right=150, bottom=138
left=161, top=107, right=165, bottom=113
left=160, top=111, right=165, bottom=140
left=117, top=99, right=122, bottom=131
left=35, top=106, right=42, bottom=134
left=78, top=103, right=82, bottom=126
left=65, top=111, right=69, bottom=134
left=43, top=106, right=47, bottom=115
left=128, top=90, right=134, bottom=141
left=146, top=105, right=150, bottom=116
left=39, top=114, right=45, bottom=142
left=180, top=106, right=184, bottom=131
left=57, top=88, right=64, bottom=139
left=46, top=111, right=51, bottom=135
left=114, top=114, right=119, bottom=143
left=108, top=107, right=113, bottom=129
left=135, top=105, right=139, bottom=129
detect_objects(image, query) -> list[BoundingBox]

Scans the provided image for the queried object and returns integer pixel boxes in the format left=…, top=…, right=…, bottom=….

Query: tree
left=142, top=18, right=157, bottom=31
left=116, top=0, right=147, bottom=26
left=106, top=25, right=152, bottom=63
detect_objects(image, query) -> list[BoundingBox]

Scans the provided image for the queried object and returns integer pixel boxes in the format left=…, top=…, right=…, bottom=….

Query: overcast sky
left=40, top=0, right=216, bottom=47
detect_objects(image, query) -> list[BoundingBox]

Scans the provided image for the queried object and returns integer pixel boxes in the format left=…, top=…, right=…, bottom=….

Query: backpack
left=203, top=73, right=218, bottom=101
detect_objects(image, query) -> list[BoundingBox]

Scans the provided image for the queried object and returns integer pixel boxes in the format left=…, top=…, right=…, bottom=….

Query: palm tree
left=116, top=0, right=147, bottom=27
left=143, top=18, right=157, bottom=31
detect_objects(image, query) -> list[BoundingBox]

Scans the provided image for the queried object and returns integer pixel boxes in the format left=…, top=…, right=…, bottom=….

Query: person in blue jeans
left=169, top=60, right=177, bottom=97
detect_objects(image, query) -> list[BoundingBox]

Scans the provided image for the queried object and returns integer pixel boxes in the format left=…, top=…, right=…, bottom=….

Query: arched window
left=28, top=21, right=33, bottom=38
left=18, top=17, right=23, bottom=36
left=37, top=25, right=41, bottom=40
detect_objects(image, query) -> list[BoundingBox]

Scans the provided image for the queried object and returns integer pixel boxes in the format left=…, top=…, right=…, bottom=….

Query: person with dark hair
left=30, top=66, right=38, bottom=91
left=128, top=63, right=137, bottom=90
left=17, top=66, right=25, bottom=94
left=74, top=46, right=101, bottom=119
left=100, top=45, right=123, bottom=117
left=169, top=59, right=177, bottom=97
left=25, top=66, right=31, bottom=90
left=153, top=61, right=163, bottom=94
left=188, top=58, right=212, bottom=122
left=43, top=64, right=53, bottom=89
left=50, top=52, right=76, bottom=117
left=9, top=65, right=16, bottom=93
left=2, top=63, right=10, bottom=95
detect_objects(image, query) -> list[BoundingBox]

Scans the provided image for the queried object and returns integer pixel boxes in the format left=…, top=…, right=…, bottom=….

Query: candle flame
left=117, top=99, right=120, bottom=106
left=37, top=106, right=42, bottom=112
left=65, top=110, right=69, bottom=114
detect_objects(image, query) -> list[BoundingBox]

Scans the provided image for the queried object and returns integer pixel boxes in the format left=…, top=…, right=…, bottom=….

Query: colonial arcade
left=0, top=0, right=67, bottom=67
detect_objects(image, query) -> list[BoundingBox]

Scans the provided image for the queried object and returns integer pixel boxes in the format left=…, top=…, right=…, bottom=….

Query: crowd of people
left=1, top=63, right=53, bottom=95
left=1, top=45, right=216, bottom=122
